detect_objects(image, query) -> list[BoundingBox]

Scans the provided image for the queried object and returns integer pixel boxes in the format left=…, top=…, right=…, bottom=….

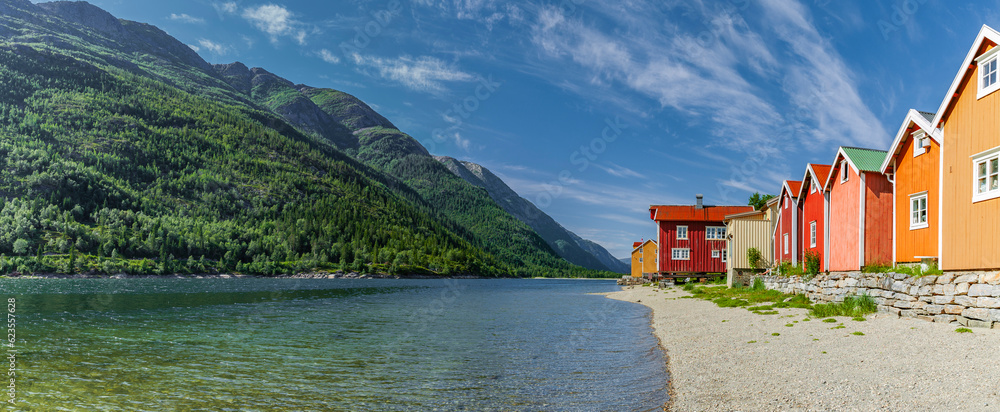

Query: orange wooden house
left=930, top=25, right=1000, bottom=270
left=773, top=180, right=802, bottom=265
left=630, top=240, right=657, bottom=278
left=879, top=109, right=939, bottom=266
left=824, top=147, right=893, bottom=272
left=796, top=164, right=832, bottom=270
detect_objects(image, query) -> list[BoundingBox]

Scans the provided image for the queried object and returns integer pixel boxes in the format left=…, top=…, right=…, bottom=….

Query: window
left=910, top=192, right=928, bottom=229
left=676, top=225, right=688, bottom=240
left=977, top=46, right=1000, bottom=99
left=783, top=234, right=789, bottom=254
left=810, top=221, right=817, bottom=248
left=840, top=160, right=849, bottom=183
left=706, top=226, right=726, bottom=240
left=913, top=130, right=927, bottom=157
left=639, top=257, right=643, bottom=263
left=973, top=146, right=1000, bottom=203
left=721, top=249, right=727, bottom=263
left=671, top=248, right=690, bottom=260
left=784, top=197, right=788, bottom=209
left=811, top=181, right=817, bottom=194
left=712, top=250, right=720, bottom=258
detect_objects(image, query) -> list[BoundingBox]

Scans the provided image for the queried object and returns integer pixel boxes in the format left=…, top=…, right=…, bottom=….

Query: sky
left=58, top=0, right=999, bottom=259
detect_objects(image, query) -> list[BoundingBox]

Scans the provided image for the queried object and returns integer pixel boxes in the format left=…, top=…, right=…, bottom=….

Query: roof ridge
left=840, top=146, right=887, bottom=153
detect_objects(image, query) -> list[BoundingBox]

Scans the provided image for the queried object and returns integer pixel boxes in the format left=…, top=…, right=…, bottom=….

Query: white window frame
left=809, top=221, right=817, bottom=248
left=671, top=248, right=690, bottom=261
left=811, top=181, right=817, bottom=194
left=721, top=249, right=727, bottom=263
left=784, top=196, right=788, bottom=209
left=913, top=130, right=927, bottom=157
left=711, top=250, right=720, bottom=258
left=783, top=234, right=789, bottom=254
left=840, top=160, right=849, bottom=183
left=972, top=145, right=1000, bottom=203
left=638, top=257, right=643, bottom=263
left=706, top=226, right=726, bottom=240
left=909, top=191, right=929, bottom=230
left=676, top=225, right=688, bottom=240
left=977, top=46, right=1000, bottom=100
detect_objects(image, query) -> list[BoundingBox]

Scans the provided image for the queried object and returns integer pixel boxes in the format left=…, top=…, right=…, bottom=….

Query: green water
left=2, top=278, right=668, bottom=411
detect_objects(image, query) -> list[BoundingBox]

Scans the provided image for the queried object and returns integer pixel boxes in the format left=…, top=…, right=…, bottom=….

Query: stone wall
left=757, top=272, right=1000, bottom=329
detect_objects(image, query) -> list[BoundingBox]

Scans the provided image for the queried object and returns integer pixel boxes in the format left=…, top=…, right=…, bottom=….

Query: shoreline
left=606, top=285, right=1000, bottom=411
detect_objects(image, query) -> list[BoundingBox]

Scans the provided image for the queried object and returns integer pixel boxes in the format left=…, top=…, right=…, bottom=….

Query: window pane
left=993, top=176, right=999, bottom=191
left=980, top=162, right=988, bottom=178
left=920, top=210, right=927, bottom=223
left=920, top=198, right=926, bottom=209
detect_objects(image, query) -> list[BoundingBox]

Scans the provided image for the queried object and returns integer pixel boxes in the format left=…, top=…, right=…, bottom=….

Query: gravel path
left=606, top=286, right=1000, bottom=412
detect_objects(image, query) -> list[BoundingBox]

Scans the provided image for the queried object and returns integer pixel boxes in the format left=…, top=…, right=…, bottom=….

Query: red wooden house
left=824, top=147, right=893, bottom=271
left=773, top=180, right=802, bottom=265
left=650, top=195, right=753, bottom=278
left=797, top=164, right=832, bottom=270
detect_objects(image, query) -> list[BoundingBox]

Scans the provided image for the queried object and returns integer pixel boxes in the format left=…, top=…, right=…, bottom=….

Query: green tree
left=748, top=192, right=776, bottom=211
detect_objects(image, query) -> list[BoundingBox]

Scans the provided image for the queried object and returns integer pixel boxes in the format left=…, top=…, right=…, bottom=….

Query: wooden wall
left=829, top=161, right=861, bottom=271
left=942, top=41, right=1000, bottom=270
left=800, top=178, right=826, bottom=269
left=893, top=135, right=940, bottom=263
left=776, top=193, right=799, bottom=263
left=864, top=173, right=894, bottom=266
left=728, top=219, right=773, bottom=270
left=659, top=221, right=728, bottom=273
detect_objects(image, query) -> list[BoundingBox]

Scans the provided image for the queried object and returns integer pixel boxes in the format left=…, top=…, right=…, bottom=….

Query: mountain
left=0, top=0, right=612, bottom=277
left=435, top=157, right=628, bottom=273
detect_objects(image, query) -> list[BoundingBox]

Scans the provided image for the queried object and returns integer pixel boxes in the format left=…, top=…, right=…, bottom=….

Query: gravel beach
left=606, top=286, right=1000, bottom=412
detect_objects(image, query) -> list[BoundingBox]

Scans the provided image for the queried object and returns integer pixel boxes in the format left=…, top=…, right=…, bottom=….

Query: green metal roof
left=841, top=147, right=888, bottom=172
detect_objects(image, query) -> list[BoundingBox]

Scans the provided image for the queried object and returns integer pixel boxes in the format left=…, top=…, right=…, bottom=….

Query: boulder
left=968, top=284, right=994, bottom=297
left=962, top=307, right=991, bottom=321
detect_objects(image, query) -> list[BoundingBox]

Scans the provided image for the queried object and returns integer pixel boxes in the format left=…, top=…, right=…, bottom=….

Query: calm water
left=1, top=278, right=668, bottom=411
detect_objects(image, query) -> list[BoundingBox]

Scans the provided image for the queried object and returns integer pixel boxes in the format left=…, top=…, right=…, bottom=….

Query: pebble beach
left=606, top=286, right=1000, bottom=412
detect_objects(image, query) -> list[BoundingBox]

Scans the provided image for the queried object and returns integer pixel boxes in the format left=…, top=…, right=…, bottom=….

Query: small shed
left=724, top=198, right=776, bottom=287
left=825, top=147, right=893, bottom=271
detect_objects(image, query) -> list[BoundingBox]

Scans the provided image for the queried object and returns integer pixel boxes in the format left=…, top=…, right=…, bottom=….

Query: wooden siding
left=727, top=219, right=773, bottom=270
left=800, top=179, right=826, bottom=269
left=941, top=41, right=1000, bottom=270
left=657, top=221, right=728, bottom=273
left=893, top=136, right=940, bottom=263
left=828, top=161, right=861, bottom=271
left=776, top=194, right=799, bottom=264
left=863, top=173, right=894, bottom=266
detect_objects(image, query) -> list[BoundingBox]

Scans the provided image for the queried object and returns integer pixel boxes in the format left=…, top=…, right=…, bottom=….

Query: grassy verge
left=682, top=278, right=813, bottom=315
left=809, top=295, right=877, bottom=318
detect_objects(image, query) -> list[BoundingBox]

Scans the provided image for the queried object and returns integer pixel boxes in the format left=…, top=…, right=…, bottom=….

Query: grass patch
left=851, top=316, right=866, bottom=322
left=683, top=283, right=813, bottom=315
left=771, top=332, right=780, bottom=336
left=822, top=318, right=837, bottom=323
left=785, top=323, right=794, bottom=327
left=955, top=327, right=973, bottom=333
left=861, top=262, right=892, bottom=273
left=810, top=295, right=877, bottom=318
left=747, top=340, right=757, bottom=343
left=831, top=325, right=845, bottom=330
left=890, top=263, right=943, bottom=277
left=803, top=318, right=811, bottom=322
left=851, top=331, right=864, bottom=336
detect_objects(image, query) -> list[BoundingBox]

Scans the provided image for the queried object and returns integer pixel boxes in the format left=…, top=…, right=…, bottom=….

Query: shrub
left=750, top=277, right=765, bottom=291
left=891, top=263, right=943, bottom=277
left=803, top=251, right=821, bottom=275
left=747, top=247, right=762, bottom=269
left=861, top=262, right=892, bottom=273
left=810, top=294, right=877, bottom=318
left=777, top=261, right=804, bottom=277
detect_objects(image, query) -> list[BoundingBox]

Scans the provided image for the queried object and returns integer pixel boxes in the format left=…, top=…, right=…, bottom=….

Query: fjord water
left=3, top=278, right=667, bottom=411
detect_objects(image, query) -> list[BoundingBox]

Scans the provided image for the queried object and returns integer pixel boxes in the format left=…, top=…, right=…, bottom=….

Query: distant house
left=773, top=180, right=802, bottom=265
left=929, top=25, right=1000, bottom=271
left=650, top=195, right=753, bottom=279
left=630, top=240, right=658, bottom=279
left=880, top=109, right=939, bottom=266
left=724, top=196, right=778, bottom=287
left=797, top=164, right=832, bottom=270
left=824, top=147, right=893, bottom=271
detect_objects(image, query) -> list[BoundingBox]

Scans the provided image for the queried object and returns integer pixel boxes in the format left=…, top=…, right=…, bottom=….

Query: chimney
left=695, top=194, right=704, bottom=209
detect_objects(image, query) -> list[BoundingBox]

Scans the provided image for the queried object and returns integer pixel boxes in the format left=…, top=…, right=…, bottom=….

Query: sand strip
left=606, top=286, right=1000, bottom=412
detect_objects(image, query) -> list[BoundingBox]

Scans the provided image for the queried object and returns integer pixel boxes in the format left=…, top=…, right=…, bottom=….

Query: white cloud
left=525, top=0, right=887, bottom=161
left=187, top=44, right=201, bottom=52
left=350, top=53, right=475, bottom=92
left=318, top=49, right=340, bottom=64
left=214, top=2, right=238, bottom=14
left=242, top=4, right=308, bottom=45
left=168, top=13, right=205, bottom=24
left=197, top=39, right=230, bottom=55
left=595, top=162, right=643, bottom=179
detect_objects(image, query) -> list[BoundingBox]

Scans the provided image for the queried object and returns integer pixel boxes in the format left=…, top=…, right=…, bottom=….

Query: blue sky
left=64, top=0, right=995, bottom=259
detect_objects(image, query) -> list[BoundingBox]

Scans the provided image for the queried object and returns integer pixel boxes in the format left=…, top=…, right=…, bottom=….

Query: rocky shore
left=607, top=286, right=1000, bottom=411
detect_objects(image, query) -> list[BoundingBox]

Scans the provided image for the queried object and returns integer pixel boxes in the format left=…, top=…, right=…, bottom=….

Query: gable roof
left=649, top=205, right=754, bottom=222
left=780, top=180, right=802, bottom=202
left=930, top=25, right=1000, bottom=134
left=723, top=209, right=765, bottom=221
left=880, top=109, right=938, bottom=173
left=798, top=164, right=832, bottom=198
left=631, top=239, right=656, bottom=253
left=824, top=147, right=889, bottom=189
